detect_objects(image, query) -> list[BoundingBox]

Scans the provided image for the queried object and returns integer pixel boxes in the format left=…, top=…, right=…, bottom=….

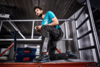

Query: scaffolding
left=0, top=0, right=100, bottom=67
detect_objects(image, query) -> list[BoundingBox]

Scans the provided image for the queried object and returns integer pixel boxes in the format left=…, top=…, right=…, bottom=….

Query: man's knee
left=41, top=25, right=51, bottom=31
left=42, top=25, right=50, bottom=28
left=41, top=25, right=50, bottom=37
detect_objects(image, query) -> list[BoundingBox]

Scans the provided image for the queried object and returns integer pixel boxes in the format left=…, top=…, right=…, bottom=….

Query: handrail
left=0, top=19, right=70, bottom=22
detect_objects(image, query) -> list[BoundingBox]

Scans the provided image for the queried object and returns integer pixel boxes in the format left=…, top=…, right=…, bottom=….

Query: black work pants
left=40, top=25, right=67, bottom=60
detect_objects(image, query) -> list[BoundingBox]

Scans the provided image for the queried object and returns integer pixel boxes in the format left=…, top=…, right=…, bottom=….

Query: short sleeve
left=47, top=11, right=56, bottom=20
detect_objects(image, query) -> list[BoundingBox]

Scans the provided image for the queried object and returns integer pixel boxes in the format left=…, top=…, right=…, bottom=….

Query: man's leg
left=39, top=36, right=45, bottom=55
left=33, top=25, right=66, bottom=62
left=48, top=41, right=56, bottom=60
left=49, top=41, right=68, bottom=60
left=46, top=26, right=68, bottom=60
left=41, top=29, right=50, bottom=53
left=33, top=25, right=51, bottom=62
left=40, top=25, right=61, bottom=53
left=41, top=25, right=77, bottom=60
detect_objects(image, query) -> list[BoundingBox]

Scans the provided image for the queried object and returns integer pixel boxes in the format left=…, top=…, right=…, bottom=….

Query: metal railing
left=0, top=19, right=73, bottom=41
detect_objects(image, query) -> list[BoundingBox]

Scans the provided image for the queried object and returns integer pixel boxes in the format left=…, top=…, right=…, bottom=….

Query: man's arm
left=47, top=17, right=59, bottom=26
left=36, top=17, right=59, bottom=31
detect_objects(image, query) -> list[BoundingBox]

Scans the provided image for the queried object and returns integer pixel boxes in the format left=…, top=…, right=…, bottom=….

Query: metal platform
left=0, top=59, right=96, bottom=67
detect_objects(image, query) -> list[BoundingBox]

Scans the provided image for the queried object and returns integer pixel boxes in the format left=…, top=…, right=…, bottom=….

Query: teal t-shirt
left=41, top=11, right=60, bottom=29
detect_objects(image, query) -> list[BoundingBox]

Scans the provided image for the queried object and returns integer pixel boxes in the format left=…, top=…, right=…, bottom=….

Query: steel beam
left=71, top=17, right=80, bottom=59
left=0, top=19, right=70, bottom=22
left=0, top=38, right=73, bottom=41
left=9, top=21, right=26, bottom=39
left=86, top=0, right=100, bottom=62
left=65, top=21, right=68, bottom=39
left=31, top=21, right=34, bottom=39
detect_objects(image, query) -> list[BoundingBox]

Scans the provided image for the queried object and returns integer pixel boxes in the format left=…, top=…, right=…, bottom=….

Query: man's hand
left=34, top=25, right=42, bottom=33
left=34, top=26, right=38, bottom=31
left=37, top=25, right=42, bottom=30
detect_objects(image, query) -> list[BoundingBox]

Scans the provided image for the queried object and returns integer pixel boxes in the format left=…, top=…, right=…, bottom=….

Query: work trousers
left=40, top=25, right=67, bottom=60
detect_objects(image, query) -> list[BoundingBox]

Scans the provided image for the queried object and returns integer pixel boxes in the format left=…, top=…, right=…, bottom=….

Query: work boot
left=66, top=50, right=77, bottom=59
left=33, top=54, right=50, bottom=62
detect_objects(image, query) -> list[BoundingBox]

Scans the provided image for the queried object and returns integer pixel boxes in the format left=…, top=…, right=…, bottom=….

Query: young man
left=33, top=6, right=77, bottom=62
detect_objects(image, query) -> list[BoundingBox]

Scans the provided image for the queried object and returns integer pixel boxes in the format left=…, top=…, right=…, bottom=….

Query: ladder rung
left=79, top=46, right=96, bottom=50
left=75, top=6, right=86, bottom=20
left=77, top=30, right=92, bottom=40
left=76, top=17, right=89, bottom=30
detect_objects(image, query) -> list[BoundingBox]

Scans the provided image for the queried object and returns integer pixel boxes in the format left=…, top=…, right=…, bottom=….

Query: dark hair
left=33, top=6, right=43, bottom=12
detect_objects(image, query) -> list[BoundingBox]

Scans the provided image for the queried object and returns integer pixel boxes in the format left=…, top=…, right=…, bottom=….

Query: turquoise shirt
left=41, top=11, right=60, bottom=29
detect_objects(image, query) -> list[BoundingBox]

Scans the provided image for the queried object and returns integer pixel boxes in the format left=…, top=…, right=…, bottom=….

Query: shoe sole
left=69, top=55, right=78, bottom=59
left=33, top=59, right=50, bottom=63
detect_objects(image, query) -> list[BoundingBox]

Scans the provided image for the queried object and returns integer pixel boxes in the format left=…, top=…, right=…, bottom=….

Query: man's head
left=34, top=6, right=43, bottom=17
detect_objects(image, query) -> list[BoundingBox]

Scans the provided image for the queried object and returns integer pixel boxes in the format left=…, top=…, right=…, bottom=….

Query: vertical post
left=65, top=21, right=68, bottom=39
left=0, top=21, right=3, bottom=32
left=68, top=21, right=70, bottom=38
left=14, top=31, right=17, bottom=51
left=86, top=0, right=100, bottom=62
left=66, top=21, right=72, bottom=52
left=71, top=16, right=80, bottom=59
left=31, top=21, right=34, bottom=39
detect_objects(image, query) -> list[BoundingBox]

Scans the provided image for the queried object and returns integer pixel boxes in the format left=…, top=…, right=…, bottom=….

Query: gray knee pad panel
left=42, top=37, right=49, bottom=52
left=41, top=28, right=50, bottom=52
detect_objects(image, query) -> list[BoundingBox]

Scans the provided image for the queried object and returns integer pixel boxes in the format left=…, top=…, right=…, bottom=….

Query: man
left=33, top=6, right=77, bottom=62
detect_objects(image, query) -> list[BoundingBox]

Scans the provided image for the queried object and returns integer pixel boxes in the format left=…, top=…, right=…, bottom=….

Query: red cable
left=56, top=48, right=61, bottom=53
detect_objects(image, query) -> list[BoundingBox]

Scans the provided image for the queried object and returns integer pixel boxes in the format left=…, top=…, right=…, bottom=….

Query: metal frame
left=0, top=19, right=73, bottom=41
left=0, top=38, right=73, bottom=42
left=71, top=16, right=80, bottom=59
left=79, top=46, right=96, bottom=50
left=14, top=31, right=17, bottom=51
left=75, top=6, right=86, bottom=20
left=65, top=21, right=72, bottom=52
left=31, top=21, right=34, bottom=39
left=76, top=17, right=89, bottom=30
left=8, top=21, right=26, bottom=39
left=77, top=30, right=92, bottom=39
left=86, top=0, right=100, bottom=62
left=72, top=0, right=100, bottom=62
left=65, top=21, right=69, bottom=39
left=0, top=19, right=70, bottom=22
left=0, top=39, right=42, bottom=41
